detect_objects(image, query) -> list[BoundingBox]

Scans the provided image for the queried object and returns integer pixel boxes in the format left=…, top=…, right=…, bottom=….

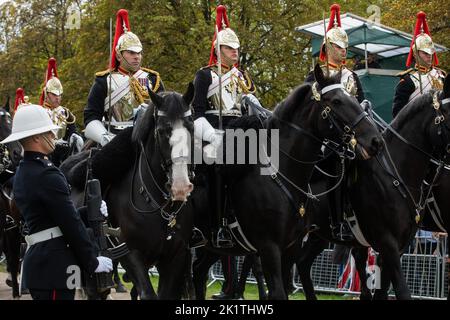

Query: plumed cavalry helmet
left=0, top=104, right=60, bottom=144
left=14, top=88, right=29, bottom=112
left=111, top=9, right=143, bottom=69
left=320, top=4, right=348, bottom=61
left=209, top=5, right=240, bottom=65
left=39, top=57, right=63, bottom=105
left=406, top=11, right=439, bottom=67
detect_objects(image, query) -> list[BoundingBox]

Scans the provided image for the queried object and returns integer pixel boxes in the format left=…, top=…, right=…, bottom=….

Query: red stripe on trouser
left=52, top=289, right=56, bottom=300
left=224, top=256, right=232, bottom=294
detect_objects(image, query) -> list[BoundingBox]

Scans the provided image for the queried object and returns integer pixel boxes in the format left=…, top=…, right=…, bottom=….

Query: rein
left=371, top=91, right=450, bottom=223
left=128, top=108, right=193, bottom=239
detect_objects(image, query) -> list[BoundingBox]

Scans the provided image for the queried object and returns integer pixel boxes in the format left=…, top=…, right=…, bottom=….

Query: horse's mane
left=132, top=103, right=155, bottom=144
left=272, top=72, right=341, bottom=123
left=62, top=127, right=135, bottom=190
left=391, top=91, right=435, bottom=131
left=272, top=84, right=312, bottom=122
left=132, top=91, right=187, bottom=144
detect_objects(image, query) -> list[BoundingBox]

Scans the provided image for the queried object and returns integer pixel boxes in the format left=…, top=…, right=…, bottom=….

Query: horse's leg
left=4, top=228, right=21, bottom=298
left=112, top=261, right=127, bottom=293
left=259, top=243, right=286, bottom=300
left=372, top=255, right=390, bottom=300
left=379, top=245, right=411, bottom=300
left=281, top=242, right=298, bottom=298
left=352, top=247, right=372, bottom=300
left=119, top=250, right=157, bottom=300
left=296, top=234, right=328, bottom=300
left=252, top=256, right=268, bottom=300
left=192, top=249, right=220, bottom=300
left=157, top=247, right=190, bottom=299
left=183, top=250, right=195, bottom=300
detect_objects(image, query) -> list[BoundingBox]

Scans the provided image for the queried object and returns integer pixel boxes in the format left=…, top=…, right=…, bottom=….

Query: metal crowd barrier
left=208, top=234, right=448, bottom=300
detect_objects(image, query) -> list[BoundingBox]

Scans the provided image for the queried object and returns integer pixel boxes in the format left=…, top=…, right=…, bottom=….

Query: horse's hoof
left=122, top=273, right=131, bottom=283
left=115, top=284, right=128, bottom=293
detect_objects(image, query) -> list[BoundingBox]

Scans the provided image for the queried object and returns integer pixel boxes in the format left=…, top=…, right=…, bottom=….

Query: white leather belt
left=205, top=110, right=241, bottom=117
left=25, top=227, right=63, bottom=246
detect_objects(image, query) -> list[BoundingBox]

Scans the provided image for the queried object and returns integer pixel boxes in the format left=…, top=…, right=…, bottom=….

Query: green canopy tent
left=296, top=13, right=447, bottom=122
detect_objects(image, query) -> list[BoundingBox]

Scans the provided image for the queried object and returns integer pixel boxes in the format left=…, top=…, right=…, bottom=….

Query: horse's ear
left=313, top=63, right=325, bottom=87
left=149, top=89, right=164, bottom=108
left=183, top=82, right=195, bottom=105
left=4, top=95, right=10, bottom=112
left=444, top=74, right=450, bottom=98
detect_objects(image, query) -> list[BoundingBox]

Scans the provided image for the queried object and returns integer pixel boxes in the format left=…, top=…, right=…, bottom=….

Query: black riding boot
left=330, top=175, right=354, bottom=242
left=210, top=167, right=233, bottom=248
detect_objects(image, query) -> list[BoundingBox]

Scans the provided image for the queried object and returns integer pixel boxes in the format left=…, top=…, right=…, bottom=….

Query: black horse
left=0, top=100, right=24, bottom=299
left=61, top=87, right=195, bottom=299
left=296, top=74, right=450, bottom=300
left=191, top=64, right=383, bottom=300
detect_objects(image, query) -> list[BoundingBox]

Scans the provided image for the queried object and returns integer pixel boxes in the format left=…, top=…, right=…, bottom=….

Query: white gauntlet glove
left=95, top=256, right=113, bottom=273
left=194, top=117, right=224, bottom=159
left=69, top=133, right=84, bottom=152
left=84, top=120, right=115, bottom=147
left=100, top=200, right=108, bottom=218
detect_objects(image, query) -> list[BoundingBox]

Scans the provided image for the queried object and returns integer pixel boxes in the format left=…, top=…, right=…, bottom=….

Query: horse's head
left=311, top=64, right=383, bottom=159
left=391, top=74, right=450, bottom=159
left=0, top=103, right=22, bottom=172
left=148, top=85, right=195, bottom=202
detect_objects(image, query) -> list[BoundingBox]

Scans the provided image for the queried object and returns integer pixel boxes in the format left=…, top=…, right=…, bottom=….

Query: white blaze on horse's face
left=169, top=120, right=193, bottom=202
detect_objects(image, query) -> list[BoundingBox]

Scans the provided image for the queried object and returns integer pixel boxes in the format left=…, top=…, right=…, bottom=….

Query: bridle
left=271, top=82, right=371, bottom=165
left=371, top=91, right=450, bottom=224
left=129, top=106, right=194, bottom=239
left=0, top=110, right=14, bottom=175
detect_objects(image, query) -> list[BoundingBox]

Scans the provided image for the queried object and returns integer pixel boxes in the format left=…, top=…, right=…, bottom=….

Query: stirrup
left=331, top=223, right=354, bottom=241
left=189, top=227, right=207, bottom=249
left=213, top=227, right=234, bottom=248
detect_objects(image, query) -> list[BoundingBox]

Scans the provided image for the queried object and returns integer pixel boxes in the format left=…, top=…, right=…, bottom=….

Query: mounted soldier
left=392, top=11, right=446, bottom=118
left=84, top=9, right=164, bottom=147
left=191, top=5, right=261, bottom=248
left=13, top=87, right=31, bottom=114
left=39, top=58, right=83, bottom=167
left=305, top=4, right=367, bottom=241
left=305, top=4, right=365, bottom=103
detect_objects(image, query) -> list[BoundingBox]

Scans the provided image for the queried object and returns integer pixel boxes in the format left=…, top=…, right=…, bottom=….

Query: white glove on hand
left=95, top=256, right=113, bottom=273
left=203, top=130, right=224, bottom=159
left=100, top=200, right=108, bottom=218
left=69, top=133, right=84, bottom=152
left=100, top=133, right=114, bottom=147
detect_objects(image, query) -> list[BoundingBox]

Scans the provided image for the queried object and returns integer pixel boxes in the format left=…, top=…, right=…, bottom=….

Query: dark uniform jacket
left=84, top=67, right=165, bottom=126
left=305, top=67, right=365, bottom=103
left=13, top=151, right=98, bottom=290
left=192, top=65, right=255, bottom=128
left=392, top=67, right=447, bottom=118
left=392, top=73, right=415, bottom=118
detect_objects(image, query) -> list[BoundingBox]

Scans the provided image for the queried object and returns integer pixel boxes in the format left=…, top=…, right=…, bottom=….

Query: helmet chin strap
left=415, top=53, right=432, bottom=69
left=117, top=51, right=141, bottom=73
left=41, top=134, right=56, bottom=153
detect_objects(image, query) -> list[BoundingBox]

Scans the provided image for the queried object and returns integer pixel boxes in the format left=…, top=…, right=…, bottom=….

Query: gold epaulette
left=396, top=68, right=414, bottom=77
left=95, top=69, right=111, bottom=77
left=201, top=65, right=214, bottom=70
left=435, top=67, right=447, bottom=77
left=239, top=69, right=256, bottom=94
left=141, top=67, right=161, bottom=92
